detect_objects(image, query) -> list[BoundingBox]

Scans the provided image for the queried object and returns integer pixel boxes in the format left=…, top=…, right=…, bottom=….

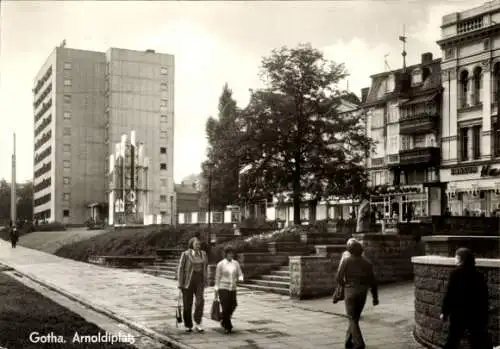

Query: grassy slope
left=54, top=226, right=201, bottom=262
left=0, top=273, right=136, bottom=349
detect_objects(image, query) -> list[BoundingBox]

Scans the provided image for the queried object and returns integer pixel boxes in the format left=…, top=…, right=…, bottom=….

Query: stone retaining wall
left=353, top=234, right=424, bottom=284
left=422, top=236, right=500, bottom=259
left=412, top=256, right=500, bottom=349
left=289, top=256, right=338, bottom=299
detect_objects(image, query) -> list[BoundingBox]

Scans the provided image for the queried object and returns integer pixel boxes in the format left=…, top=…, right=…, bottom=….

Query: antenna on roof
left=60, top=39, right=66, bottom=48
left=399, top=24, right=407, bottom=71
left=384, top=54, right=391, bottom=71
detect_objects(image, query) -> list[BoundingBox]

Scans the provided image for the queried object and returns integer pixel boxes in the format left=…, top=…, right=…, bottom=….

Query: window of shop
left=462, top=191, right=486, bottom=216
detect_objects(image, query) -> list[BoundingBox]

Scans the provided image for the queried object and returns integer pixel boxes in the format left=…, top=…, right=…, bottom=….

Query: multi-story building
left=363, top=53, right=444, bottom=223
left=32, top=46, right=175, bottom=225
left=438, top=0, right=500, bottom=217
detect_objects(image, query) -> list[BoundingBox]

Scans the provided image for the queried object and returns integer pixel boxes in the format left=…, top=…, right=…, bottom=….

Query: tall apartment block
left=438, top=0, right=500, bottom=216
left=33, top=46, right=175, bottom=225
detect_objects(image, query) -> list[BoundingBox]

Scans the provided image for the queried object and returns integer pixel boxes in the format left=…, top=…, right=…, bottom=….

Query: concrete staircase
left=240, top=264, right=290, bottom=295
left=142, top=248, right=182, bottom=280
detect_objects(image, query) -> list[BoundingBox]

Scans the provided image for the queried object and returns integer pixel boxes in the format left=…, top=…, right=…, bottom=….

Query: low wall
left=412, top=256, right=500, bottom=348
left=88, top=256, right=156, bottom=269
left=289, top=255, right=341, bottom=299
left=353, top=233, right=424, bottom=284
left=422, top=236, right=500, bottom=259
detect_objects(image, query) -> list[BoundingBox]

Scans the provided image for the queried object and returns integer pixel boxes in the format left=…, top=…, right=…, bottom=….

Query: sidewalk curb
left=5, top=266, right=194, bottom=349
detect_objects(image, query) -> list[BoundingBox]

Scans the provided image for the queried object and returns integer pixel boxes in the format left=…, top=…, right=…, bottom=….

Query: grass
left=0, top=273, right=136, bottom=349
left=54, top=225, right=232, bottom=262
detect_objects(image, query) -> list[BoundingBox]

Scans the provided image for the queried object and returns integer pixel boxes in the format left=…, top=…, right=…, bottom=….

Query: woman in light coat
left=177, top=237, right=208, bottom=332
left=214, top=245, right=244, bottom=334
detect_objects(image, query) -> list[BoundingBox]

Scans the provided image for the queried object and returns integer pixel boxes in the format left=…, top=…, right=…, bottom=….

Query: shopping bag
left=210, top=299, right=221, bottom=322
left=176, top=291, right=183, bottom=327
left=332, top=284, right=345, bottom=303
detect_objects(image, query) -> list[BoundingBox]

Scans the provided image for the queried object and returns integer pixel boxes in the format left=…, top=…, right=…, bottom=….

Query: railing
left=177, top=211, right=241, bottom=225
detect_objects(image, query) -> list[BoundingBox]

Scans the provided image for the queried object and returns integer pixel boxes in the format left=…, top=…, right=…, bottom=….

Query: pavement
left=0, top=240, right=423, bottom=349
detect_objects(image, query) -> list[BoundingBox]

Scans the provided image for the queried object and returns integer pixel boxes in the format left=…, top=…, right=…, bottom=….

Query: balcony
left=399, top=113, right=438, bottom=134
left=399, top=147, right=440, bottom=166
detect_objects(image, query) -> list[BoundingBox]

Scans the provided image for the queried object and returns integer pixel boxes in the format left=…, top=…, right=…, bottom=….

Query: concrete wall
left=413, top=256, right=500, bottom=348
left=422, top=235, right=500, bottom=258
left=289, top=256, right=337, bottom=299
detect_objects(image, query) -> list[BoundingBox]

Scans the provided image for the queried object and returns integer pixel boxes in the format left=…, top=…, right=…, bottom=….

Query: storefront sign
left=480, top=165, right=500, bottom=177
left=451, top=166, right=478, bottom=175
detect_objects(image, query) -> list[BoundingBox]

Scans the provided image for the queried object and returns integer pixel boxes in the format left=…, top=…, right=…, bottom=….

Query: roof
left=363, top=58, right=442, bottom=107
left=175, top=183, right=199, bottom=194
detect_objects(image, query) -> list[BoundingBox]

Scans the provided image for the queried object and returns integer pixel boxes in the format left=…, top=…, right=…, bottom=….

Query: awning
left=401, top=93, right=438, bottom=106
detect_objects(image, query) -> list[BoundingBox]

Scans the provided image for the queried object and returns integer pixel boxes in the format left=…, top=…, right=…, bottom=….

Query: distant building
left=438, top=1, right=500, bottom=216
left=175, top=182, right=201, bottom=215
left=32, top=46, right=175, bottom=225
left=363, top=52, right=443, bottom=222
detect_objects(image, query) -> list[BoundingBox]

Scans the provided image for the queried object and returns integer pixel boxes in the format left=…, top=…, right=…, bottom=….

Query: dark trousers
left=11, top=238, right=17, bottom=248
left=218, top=289, right=237, bottom=331
left=444, top=317, right=492, bottom=349
left=182, top=271, right=205, bottom=328
left=344, top=289, right=367, bottom=349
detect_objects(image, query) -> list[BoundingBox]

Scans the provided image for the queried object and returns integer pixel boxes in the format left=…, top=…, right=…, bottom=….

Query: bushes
left=33, top=221, right=66, bottom=232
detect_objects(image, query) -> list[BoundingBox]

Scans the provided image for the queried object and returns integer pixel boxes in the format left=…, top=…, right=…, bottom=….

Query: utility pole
left=11, top=133, right=16, bottom=225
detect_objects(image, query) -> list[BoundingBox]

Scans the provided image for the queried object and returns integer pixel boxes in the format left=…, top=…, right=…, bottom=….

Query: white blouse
left=215, top=258, right=244, bottom=291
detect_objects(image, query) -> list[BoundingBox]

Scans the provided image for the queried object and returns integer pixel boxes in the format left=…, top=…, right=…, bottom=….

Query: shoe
left=194, top=325, right=204, bottom=333
left=185, top=327, right=192, bottom=332
left=224, top=329, right=232, bottom=334
left=345, top=342, right=353, bottom=349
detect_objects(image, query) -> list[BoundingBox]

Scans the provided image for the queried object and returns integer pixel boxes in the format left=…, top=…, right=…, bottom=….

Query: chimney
left=361, top=88, right=369, bottom=103
left=421, top=52, right=433, bottom=65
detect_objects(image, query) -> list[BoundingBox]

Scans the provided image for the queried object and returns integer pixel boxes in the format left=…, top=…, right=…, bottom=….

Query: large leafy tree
left=200, top=84, right=242, bottom=210
left=239, top=43, right=372, bottom=224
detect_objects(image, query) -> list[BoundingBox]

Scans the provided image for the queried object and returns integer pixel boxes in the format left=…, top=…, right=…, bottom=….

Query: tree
left=200, top=84, right=243, bottom=210
left=239, top=43, right=372, bottom=225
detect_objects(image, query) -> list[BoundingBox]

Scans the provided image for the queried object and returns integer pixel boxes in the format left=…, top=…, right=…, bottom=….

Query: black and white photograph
left=0, top=0, right=499, bottom=348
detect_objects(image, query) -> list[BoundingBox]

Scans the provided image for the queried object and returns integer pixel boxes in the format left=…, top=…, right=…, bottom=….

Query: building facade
left=33, top=46, right=175, bottom=225
left=364, top=53, right=444, bottom=223
left=438, top=0, right=500, bottom=217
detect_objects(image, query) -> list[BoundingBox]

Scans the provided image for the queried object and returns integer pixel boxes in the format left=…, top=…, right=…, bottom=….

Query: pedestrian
left=177, top=237, right=208, bottom=333
left=214, top=245, right=244, bottom=334
left=10, top=226, right=19, bottom=248
left=336, top=238, right=378, bottom=349
left=356, top=193, right=371, bottom=233
left=440, top=247, right=493, bottom=349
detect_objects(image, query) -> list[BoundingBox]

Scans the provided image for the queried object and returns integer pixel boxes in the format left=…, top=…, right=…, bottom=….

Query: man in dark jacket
left=10, top=226, right=19, bottom=248
left=440, top=247, right=492, bottom=349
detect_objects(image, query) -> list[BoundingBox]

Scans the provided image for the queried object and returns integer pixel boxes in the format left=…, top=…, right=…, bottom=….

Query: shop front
left=369, top=184, right=438, bottom=230
left=442, top=163, right=500, bottom=217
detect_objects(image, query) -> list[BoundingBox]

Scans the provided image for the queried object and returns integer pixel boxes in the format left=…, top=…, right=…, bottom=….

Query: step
left=270, top=269, right=290, bottom=277
left=260, top=274, right=290, bottom=282
left=240, top=284, right=289, bottom=296
left=246, top=279, right=289, bottom=289
left=154, top=261, right=178, bottom=267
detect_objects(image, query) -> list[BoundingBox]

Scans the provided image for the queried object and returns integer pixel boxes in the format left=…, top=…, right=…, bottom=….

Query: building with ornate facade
left=363, top=53, right=444, bottom=224
left=438, top=0, right=500, bottom=216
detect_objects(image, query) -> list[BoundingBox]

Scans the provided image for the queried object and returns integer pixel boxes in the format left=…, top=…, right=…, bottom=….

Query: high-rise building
left=33, top=46, right=175, bottom=225
left=363, top=52, right=443, bottom=224
left=438, top=0, right=500, bottom=216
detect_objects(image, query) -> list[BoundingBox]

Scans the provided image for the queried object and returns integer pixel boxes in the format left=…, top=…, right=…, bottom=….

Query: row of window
left=370, top=167, right=439, bottom=186
left=34, top=209, right=50, bottom=221
left=34, top=193, right=51, bottom=207
left=34, top=114, right=52, bottom=138
left=34, top=98, right=52, bottom=123
left=34, top=130, right=52, bottom=151
left=33, top=177, right=52, bottom=193
left=33, top=83, right=52, bottom=109
left=34, top=178, right=51, bottom=193
left=34, top=146, right=52, bottom=166
left=33, top=66, right=52, bottom=95
left=34, top=162, right=51, bottom=178
left=459, top=67, right=483, bottom=108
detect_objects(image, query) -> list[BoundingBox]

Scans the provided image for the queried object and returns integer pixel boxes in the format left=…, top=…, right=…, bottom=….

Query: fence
left=177, top=211, right=241, bottom=225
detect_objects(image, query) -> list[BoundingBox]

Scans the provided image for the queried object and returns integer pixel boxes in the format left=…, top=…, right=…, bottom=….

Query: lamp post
left=170, top=195, right=174, bottom=225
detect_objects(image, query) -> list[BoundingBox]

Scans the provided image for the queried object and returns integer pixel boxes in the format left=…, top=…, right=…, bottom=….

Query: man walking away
left=10, top=226, right=19, bottom=248
left=336, top=238, right=378, bottom=349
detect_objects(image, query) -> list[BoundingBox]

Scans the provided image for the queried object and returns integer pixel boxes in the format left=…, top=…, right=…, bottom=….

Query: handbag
left=332, top=283, right=345, bottom=303
left=210, top=297, right=222, bottom=322
left=176, top=291, right=183, bottom=327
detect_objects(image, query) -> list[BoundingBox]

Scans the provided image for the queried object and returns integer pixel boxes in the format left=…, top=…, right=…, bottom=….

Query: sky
left=0, top=0, right=486, bottom=184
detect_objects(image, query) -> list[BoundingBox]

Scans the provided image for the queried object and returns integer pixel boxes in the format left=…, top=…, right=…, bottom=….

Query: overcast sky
left=0, top=0, right=485, bottom=183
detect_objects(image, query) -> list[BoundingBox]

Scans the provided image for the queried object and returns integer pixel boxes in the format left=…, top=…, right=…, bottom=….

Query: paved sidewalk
left=0, top=241, right=423, bottom=349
